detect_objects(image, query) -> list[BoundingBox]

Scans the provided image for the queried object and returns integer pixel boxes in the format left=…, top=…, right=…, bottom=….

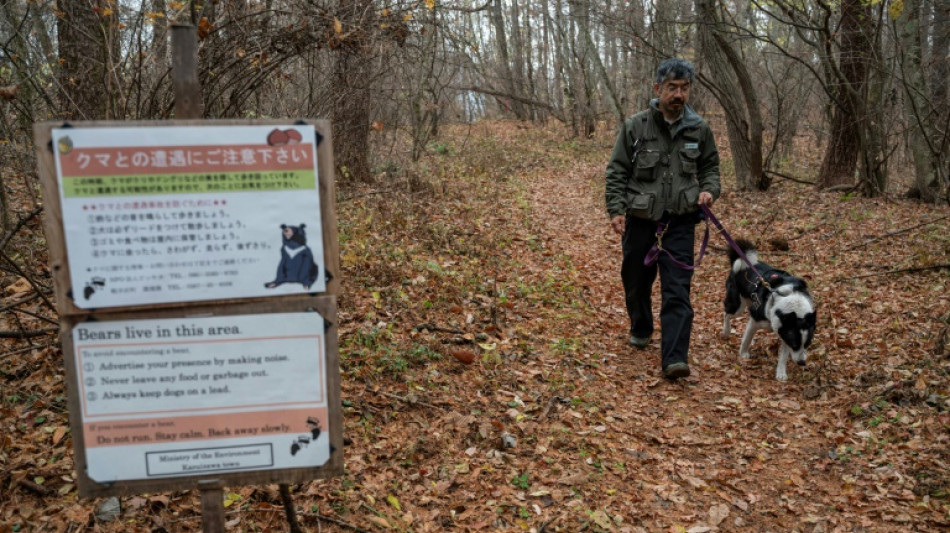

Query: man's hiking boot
left=662, top=362, right=690, bottom=380
left=629, top=335, right=650, bottom=349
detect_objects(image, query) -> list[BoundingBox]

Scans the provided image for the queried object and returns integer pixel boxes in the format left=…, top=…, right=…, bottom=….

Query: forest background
left=1, top=0, right=950, bottom=532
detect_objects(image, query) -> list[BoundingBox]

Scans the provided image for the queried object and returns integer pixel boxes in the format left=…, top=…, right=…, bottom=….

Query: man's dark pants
left=621, top=214, right=696, bottom=368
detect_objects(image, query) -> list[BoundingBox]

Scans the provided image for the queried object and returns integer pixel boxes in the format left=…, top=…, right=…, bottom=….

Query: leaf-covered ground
left=2, top=121, right=949, bottom=533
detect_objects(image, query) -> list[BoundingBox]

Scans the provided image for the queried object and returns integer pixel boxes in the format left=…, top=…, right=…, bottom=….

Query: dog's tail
left=728, top=238, right=758, bottom=273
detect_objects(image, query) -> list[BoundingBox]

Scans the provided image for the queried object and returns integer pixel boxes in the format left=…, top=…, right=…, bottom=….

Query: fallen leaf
left=557, top=472, right=587, bottom=486
left=52, top=426, right=68, bottom=446
left=707, top=503, right=729, bottom=526
left=449, top=349, right=476, bottom=364
left=197, top=16, right=213, bottom=39
left=367, top=516, right=390, bottom=528
left=387, top=494, right=402, bottom=511
left=4, top=277, right=31, bottom=296
left=0, top=84, right=18, bottom=100
left=589, top=510, right=612, bottom=530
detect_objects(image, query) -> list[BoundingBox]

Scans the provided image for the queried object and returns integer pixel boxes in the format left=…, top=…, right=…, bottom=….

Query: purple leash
left=698, top=204, right=771, bottom=288
left=643, top=215, right=709, bottom=271
left=643, top=204, right=769, bottom=289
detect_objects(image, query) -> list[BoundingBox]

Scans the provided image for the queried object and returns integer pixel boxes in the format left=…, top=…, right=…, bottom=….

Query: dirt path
left=522, top=154, right=945, bottom=532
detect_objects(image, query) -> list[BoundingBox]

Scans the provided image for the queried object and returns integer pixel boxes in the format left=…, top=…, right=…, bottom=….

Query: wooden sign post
left=33, top=24, right=342, bottom=532
left=171, top=24, right=224, bottom=533
left=172, top=25, right=221, bottom=532
left=171, top=24, right=203, bottom=120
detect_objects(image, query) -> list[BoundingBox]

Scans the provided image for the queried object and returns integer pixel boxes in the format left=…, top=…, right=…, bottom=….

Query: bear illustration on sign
left=265, top=224, right=319, bottom=290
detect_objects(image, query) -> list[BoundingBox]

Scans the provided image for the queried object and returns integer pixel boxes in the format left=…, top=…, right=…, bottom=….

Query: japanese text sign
left=52, top=125, right=327, bottom=309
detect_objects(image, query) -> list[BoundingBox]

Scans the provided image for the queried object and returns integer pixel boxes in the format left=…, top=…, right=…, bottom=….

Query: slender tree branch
left=450, top=85, right=565, bottom=121
left=0, top=206, right=43, bottom=251
left=0, top=249, right=55, bottom=312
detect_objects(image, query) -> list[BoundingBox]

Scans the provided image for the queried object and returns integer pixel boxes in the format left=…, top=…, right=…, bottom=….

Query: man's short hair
left=656, top=58, right=695, bottom=84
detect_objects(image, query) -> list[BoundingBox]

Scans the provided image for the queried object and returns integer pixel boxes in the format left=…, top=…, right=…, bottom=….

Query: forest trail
left=517, top=130, right=949, bottom=531
left=1, top=123, right=948, bottom=533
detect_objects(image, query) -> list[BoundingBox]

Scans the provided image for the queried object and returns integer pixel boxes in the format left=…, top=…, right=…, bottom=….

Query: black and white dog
left=721, top=239, right=817, bottom=381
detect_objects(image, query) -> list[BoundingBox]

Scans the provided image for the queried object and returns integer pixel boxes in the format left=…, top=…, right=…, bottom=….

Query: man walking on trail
left=605, top=58, right=721, bottom=380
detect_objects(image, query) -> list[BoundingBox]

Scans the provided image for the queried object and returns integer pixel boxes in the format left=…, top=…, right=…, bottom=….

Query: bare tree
left=896, top=0, right=948, bottom=202
left=932, top=0, right=949, bottom=118
left=576, top=0, right=623, bottom=124
left=567, top=0, right=596, bottom=136
left=57, top=0, right=111, bottom=119
left=695, top=0, right=766, bottom=191
left=489, top=0, right=526, bottom=118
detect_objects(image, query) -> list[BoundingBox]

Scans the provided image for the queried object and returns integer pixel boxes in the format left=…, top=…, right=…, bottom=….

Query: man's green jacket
left=605, top=100, right=721, bottom=221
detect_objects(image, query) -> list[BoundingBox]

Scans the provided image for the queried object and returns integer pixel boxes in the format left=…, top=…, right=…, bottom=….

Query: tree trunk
left=898, top=0, right=944, bottom=202
left=540, top=0, right=552, bottom=115
left=553, top=0, right=575, bottom=130
left=574, top=0, right=623, bottom=124
left=817, top=0, right=868, bottom=189
left=490, top=0, right=526, bottom=119
left=858, top=5, right=888, bottom=196
left=151, top=0, right=168, bottom=74
left=57, top=0, right=110, bottom=120
left=711, top=29, right=766, bottom=190
left=30, top=3, right=56, bottom=65
left=568, top=0, right=595, bottom=136
left=331, top=0, right=374, bottom=182
left=652, top=0, right=675, bottom=55
left=509, top=0, right=529, bottom=118
left=2, top=1, right=36, bottom=131
left=931, top=0, right=950, bottom=200
left=410, top=9, right=438, bottom=161
left=931, top=0, right=949, bottom=114
left=695, top=0, right=760, bottom=190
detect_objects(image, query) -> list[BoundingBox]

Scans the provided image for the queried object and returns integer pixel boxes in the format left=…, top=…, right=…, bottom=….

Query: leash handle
left=643, top=217, right=710, bottom=271
left=700, top=204, right=770, bottom=288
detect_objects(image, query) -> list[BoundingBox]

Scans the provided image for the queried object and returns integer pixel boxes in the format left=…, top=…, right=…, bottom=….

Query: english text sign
left=73, top=312, right=330, bottom=483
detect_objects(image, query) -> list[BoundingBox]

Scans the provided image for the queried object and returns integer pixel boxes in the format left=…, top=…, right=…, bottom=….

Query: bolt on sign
left=34, top=120, right=342, bottom=497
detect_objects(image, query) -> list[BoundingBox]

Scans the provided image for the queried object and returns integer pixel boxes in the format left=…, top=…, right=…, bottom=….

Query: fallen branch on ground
left=0, top=328, right=58, bottom=339
left=413, top=322, right=464, bottom=334
left=844, top=214, right=950, bottom=251
left=0, top=343, right=54, bottom=361
left=839, top=263, right=950, bottom=281
left=763, top=169, right=815, bottom=185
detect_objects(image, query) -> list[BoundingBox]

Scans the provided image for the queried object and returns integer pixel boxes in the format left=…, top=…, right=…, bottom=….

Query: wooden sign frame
left=34, top=119, right=341, bottom=314
left=33, top=119, right=343, bottom=498
left=60, top=297, right=343, bottom=496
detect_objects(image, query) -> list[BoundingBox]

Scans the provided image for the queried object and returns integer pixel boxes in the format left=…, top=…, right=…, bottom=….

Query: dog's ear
left=805, top=311, right=817, bottom=327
